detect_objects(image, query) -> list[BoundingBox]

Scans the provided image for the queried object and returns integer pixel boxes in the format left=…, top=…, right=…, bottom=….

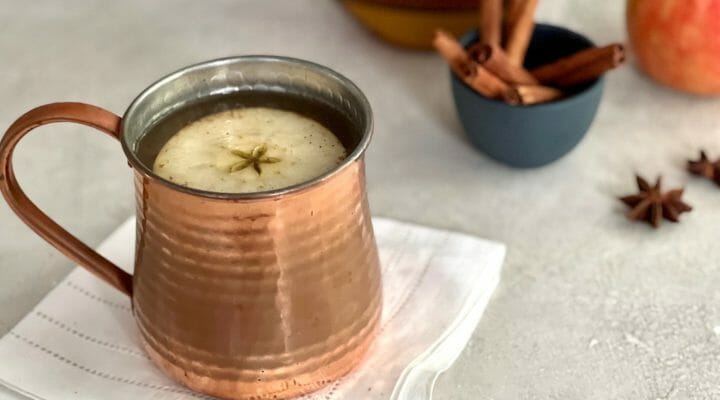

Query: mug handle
left=0, top=102, right=133, bottom=296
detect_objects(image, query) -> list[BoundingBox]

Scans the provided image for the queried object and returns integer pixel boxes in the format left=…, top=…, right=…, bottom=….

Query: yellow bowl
left=341, top=0, right=478, bottom=49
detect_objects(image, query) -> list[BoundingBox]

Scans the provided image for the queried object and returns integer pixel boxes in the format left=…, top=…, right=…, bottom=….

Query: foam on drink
left=153, top=107, right=347, bottom=193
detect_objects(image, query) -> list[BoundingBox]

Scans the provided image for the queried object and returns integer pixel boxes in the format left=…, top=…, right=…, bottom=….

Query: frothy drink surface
left=153, top=107, right=347, bottom=193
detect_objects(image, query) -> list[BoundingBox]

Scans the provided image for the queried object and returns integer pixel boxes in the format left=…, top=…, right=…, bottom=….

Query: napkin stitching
left=64, top=281, right=131, bottom=312
left=36, top=258, right=439, bottom=400
left=32, top=311, right=149, bottom=360
left=0, top=218, right=504, bottom=400
left=6, top=331, right=212, bottom=399
left=57, top=256, right=437, bottom=400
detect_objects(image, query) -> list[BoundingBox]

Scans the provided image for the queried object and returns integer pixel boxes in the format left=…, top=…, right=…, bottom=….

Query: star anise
left=619, top=175, right=692, bottom=228
left=229, top=144, right=280, bottom=175
left=687, top=150, right=720, bottom=185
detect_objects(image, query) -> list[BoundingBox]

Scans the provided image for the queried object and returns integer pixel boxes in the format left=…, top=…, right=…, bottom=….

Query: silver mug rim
left=119, top=55, right=373, bottom=200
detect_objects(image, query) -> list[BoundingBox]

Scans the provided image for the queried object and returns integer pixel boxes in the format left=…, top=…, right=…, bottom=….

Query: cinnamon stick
left=433, top=30, right=521, bottom=104
left=479, top=0, right=502, bottom=47
left=504, top=0, right=525, bottom=30
left=504, top=0, right=538, bottom=66
left=432, top=31, right=519, bottom=104
left=473, top=43, right=538, bottom=85
left=551, top=49, right=625, bottom=87
left=513, top=84, right=564, bottom=105
left=468, top=64, right=521, bottom=103
left=432, top=30, right=474, bottom=78
left=530, top=44, right=626, bottom=86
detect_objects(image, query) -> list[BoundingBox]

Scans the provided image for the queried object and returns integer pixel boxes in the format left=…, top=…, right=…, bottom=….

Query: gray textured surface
left=1, top=1, right=720, bottom=399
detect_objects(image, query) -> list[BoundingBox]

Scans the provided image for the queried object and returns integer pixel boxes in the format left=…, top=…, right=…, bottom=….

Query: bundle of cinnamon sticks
left=433, top=0, right=625, bottom=105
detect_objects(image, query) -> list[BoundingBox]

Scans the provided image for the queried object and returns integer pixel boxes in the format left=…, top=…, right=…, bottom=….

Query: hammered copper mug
left=0, top=56, right=382, bottom=400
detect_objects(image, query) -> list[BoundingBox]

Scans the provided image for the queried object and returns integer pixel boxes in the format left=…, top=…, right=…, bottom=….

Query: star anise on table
left=229, top=144, right=281, bottom=175
left=619, top=175, right=692, bottom=228
left=687, top=150, right=720, bottom=185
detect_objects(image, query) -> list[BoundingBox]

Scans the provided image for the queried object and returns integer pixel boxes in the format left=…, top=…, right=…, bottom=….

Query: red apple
left=627, top=0, right=720, bottom=95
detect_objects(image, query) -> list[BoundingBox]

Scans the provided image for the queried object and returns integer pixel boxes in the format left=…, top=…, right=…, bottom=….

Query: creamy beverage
left=153, top=107, right=346, bottom=193
left=137, top=92, right=355, bottom=194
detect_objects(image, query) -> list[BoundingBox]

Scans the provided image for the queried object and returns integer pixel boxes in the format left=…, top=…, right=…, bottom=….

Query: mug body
left=120, top=57, right=382, bottom=399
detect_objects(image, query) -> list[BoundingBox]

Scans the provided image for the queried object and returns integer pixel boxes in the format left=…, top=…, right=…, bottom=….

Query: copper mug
left=0, top=56, right=382, bottom=400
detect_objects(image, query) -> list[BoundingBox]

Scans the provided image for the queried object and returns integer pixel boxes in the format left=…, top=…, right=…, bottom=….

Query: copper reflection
left=0, top=56, right=381, bottom=400
left=132, top=159, right=382, bottom=399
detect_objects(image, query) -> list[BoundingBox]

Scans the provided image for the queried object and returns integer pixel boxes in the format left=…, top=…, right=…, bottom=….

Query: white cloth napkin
left=0, top=217, right=505, bottom=400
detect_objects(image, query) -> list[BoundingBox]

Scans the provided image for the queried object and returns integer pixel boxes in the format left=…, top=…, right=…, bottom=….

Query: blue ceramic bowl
left=451, top=24, right=604, bottom=168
